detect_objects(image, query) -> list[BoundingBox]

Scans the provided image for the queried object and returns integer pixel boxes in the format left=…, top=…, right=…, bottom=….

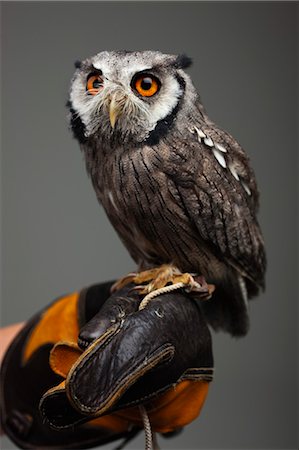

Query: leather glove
left=1, top=280, right=214, bottom=449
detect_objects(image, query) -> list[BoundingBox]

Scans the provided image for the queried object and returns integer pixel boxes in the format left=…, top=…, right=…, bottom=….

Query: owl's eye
left=132, top=74, right=160, bottom=97
left=86, top=74, right=104, bottom=95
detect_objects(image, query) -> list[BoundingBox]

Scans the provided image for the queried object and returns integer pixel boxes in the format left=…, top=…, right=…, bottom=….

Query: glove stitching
left=182, top=374, right=213, bottom=382
left=118, top=370, right=214, bottom=410
left=110, top=343, right=175, bottom=387
left=73, top=341, right=173, bottom=386
left=70, top=328, right=120, bottom=380
left=117, top=371, right=214, bottom=411
left=69, top=345, right=175, bottom=414
left=180, top=367, right=214, bottom=379
left=64, top=324, right=121, bottom=406
left=113, top=382, right=178, bottom=409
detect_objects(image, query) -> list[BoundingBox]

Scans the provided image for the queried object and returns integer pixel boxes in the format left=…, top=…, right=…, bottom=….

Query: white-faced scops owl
left=67, top=50, right=266, bottom=336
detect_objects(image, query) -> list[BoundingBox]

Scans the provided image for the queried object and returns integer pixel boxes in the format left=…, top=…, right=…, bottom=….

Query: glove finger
left=78, top=284, right=141, bottom=349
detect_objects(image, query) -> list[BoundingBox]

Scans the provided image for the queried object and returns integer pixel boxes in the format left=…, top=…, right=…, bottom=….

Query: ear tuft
left=174, top=54, right=193, bottom=70
left=74, top=60, right=82, bottom=69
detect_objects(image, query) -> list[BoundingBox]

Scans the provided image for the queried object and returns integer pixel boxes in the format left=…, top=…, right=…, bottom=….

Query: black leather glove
left=1, top=281, right=214, bottom=449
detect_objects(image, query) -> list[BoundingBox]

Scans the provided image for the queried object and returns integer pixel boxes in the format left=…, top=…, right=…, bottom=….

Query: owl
left=68, top=50, right=266, bottom=336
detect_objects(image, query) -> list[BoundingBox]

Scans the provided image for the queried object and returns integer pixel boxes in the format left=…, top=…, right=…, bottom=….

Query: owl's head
left=68, top=50, right=197, bottom=147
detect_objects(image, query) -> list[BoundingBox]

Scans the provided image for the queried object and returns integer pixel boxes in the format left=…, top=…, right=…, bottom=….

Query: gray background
left=1, top=2, right=298, bottom=449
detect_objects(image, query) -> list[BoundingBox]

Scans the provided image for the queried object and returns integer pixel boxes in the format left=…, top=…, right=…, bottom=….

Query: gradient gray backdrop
left=1, top=2, right=298, bottom=449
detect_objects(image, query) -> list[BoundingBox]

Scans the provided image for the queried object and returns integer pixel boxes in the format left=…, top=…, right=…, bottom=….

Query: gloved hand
left=1, top=280, right=214, bottom=449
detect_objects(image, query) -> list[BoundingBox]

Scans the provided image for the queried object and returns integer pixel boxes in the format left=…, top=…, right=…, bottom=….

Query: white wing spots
left=193, top=126, right=206, bottom=140
left=108, top=190, right=118, bottom=211
left=204, top=136, right=214, bottom=147
left=240, top=180, right=251, bottom=196
left=212, top=148, right=227, bottom=168
left=214, top=142, right=227, bottom=153
left=193, top=126, right=226, bottom=168
left=190, top=127, right=252, bottom=196
left=228, top=162, right=240, bottom=181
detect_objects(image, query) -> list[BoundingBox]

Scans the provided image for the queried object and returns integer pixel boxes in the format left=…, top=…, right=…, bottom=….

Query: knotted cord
left=138, top=282, right=187, bottom=310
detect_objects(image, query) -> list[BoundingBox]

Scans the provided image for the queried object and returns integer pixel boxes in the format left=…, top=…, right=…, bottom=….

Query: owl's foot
left=111, top=264, right=215, bottom=302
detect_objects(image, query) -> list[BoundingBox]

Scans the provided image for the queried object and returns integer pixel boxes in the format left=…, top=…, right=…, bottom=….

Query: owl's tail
left=200, top=271, right=252, bottom=337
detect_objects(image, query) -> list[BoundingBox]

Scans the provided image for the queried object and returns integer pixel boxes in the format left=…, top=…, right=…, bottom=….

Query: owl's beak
left=109, top=94, right=124, bottom=129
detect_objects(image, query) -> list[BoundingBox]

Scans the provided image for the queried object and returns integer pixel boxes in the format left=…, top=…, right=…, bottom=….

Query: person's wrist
left=0, top=323, right=24, bottom=366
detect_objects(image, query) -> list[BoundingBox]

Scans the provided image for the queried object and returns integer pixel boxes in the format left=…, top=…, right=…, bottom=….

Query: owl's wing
left=164, top=119, right=266, bottom=294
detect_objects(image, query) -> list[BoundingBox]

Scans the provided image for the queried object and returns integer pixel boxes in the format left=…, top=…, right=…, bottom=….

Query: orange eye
left=133, top=74, right=160, bottom=97
left=86, top=74, right=104, bottom=95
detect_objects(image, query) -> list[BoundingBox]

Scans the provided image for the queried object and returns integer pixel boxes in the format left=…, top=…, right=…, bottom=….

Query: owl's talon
left=111, top=273, right=138, bottom=293
left=113, top=264, right=215, bottom=302
left=127, top=285, right=148, bottom=295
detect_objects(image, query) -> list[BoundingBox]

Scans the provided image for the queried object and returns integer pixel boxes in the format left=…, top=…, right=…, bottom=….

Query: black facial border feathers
left=66, top=100, right=87, bottom=144
left=145, top=74, right=186, bottom=146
